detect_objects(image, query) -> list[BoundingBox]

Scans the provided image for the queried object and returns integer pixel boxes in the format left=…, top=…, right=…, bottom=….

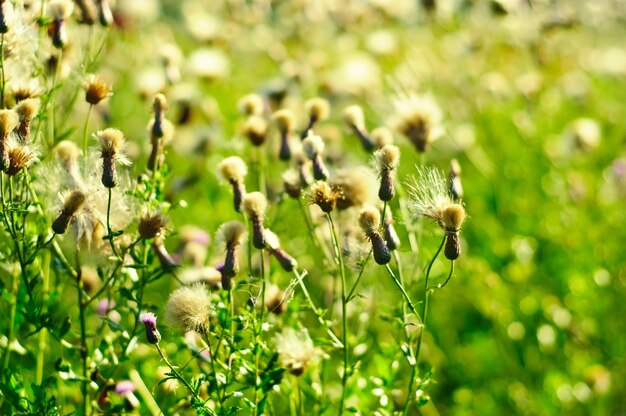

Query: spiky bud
left=97, top=128, right=126, bottom=188
left=52, top=190, right=86, bottom=234
left=218, top=221, right=246, bottom=289
left=373, top=145, right=400, bottom=202
left=139, top=312, right=161, bottom=344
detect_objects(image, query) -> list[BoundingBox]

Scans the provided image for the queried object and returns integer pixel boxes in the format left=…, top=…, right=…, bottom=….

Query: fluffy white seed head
left=342, top=105, right=365, bottom=130
left=241, top=192, right=268, bottom=219
left=274, top=327, right=322, bottom=376
left=273, top=109, right=296, bottom=133
left=164, top=284, right=212, bottom=333
left=217, top=221, right=246, bottom=247
left=408, top=166, right=463, bottom=228
left=217, top=156, right=248, bottom=183
left=237, top=93, right=264, bottom=116
left=305, top=97, right=330, bottom=121
left=358, top=204, right=381, bottom=235
left=373, top=144, right=400, bottom=172
left=371, top=126, right=394, bottom=147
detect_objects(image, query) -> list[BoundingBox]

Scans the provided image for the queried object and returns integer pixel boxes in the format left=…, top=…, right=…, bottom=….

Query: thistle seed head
left=237, top=93, right=264, bottom=116
left=241, top=192, right=268, bottom=220
left=441, top=203, right=466, bottom=232
left=342, top=105, right=365, bottom=130
left=84, top=74, right=111, bottom=105
left=242, top=115, right=269, bottom=146
left=164, top=284, right=212, bottom=334
left=357, top=204, right=381, bottom=236
left=371, top=126, right=394, bottom=148
left=302, top=132, right=325, bottom=159
left=305, top=97, right=330, bottom=122
left=373, top=144, right=400, bottom=173
left=217, top=156, right=248, bottom=183
left=13, top=98, right=40, bottom=124
left=62, top=190, right=87, bottom=215
left=0, top=109, right=19, bottom=138
left=392, top=93, right=443, bottom=153
left=273, top=109, right=296, bottom=133
left=330, top=169, right=375, bottom=209
left=6, top=145, right=36, bottom=176
left=275, top=327, right=322, bottom=377
left=217, top=221, right=246, bottom=248
left=97, top=128, right=125, bottom=157
left=138, top=214, right=168, bottom=240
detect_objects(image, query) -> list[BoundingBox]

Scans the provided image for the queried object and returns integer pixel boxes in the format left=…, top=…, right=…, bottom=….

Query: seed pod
left=379, top=169, right=394, bottom=201
left=101, top=155, right=116, bottom=188
left=373, top=145, right=400, bottom=202
left=444, top=232, right=461, bottom=260
left=302, top=133, right=329, bottom=181
left=358, top=205, right=391, bottom=265
left=308, top=181, right=339, bottom=213
left=231, top=180, right=246, bottom=212
left=222, top=247, right=238, bottom=289
left=242, top=115, right=268, bottom=146
left=274, top=109, right=295, bottom=161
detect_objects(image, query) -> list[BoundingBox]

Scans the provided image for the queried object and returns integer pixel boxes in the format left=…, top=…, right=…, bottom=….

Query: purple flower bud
left=115, top=380, right=135, bottom=396
left=140, top=312, right=161, bottom=344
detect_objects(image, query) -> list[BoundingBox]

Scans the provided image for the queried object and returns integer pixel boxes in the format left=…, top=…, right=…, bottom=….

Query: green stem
left=36, top=250, right=51, bottom=384
left=325, top=213, right=349, bottom=415
left=403, top=235, right=445, bottom=415
left=1, top=268, right=19, bottom=372
left=105, top=187, right=121, bottom=260
left=76, top=254, right=89, bottom=416
left=293, top=269, right=343, bottom=348
left=155, top=343, right=205, bottom=407
left=253, top=249, right=266, bottom=416
left=82, top=104, right=92, bottom=176
left=346, top=249, right=371, bottom=303
left=384, top=264, right=420, bottom=320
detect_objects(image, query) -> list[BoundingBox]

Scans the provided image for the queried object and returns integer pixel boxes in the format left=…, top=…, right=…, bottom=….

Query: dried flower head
left=373, top=145, right=400, bottom=201
left=218, top=221, right=246, bottom=288
left=238, top=93, right=264, bottom=116
left=139, top=312, right=161, bottom=344
left=0, top=110, right=19, bottom=169
left=308, top=181, right=340, bottom=213
left=138, top=214, right=168, bottom=239
left=305, top=97, right=330, bottom=123
left=165, top=284, right=212, bottom=333
left=441, top=204, right=466, bottom=232
left=13, top=98, right=40, bottom=144
left=52, top=190, right=87, bottom=234
left=84, top=74, right=111, bottom=105
left=302, top=132, right=329, bottom=181
left=55, top=141, right=83, bottom=188
left=274, top=327, right=322, bottom=376
left=371, top=126, right=394, bottom=148
left=6, top=144, right=37, bottom=176
left=242, top=115, right=269, bottom=146
left=330, top=168, right=375, bottom=209
left=392, top=93, right=443, bottom=153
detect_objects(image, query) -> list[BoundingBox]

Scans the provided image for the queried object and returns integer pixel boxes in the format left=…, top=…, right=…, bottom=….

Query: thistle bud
left=13, top=98, right=40, bottom=144
left=449, top=159, right=463, bottom=201
left=282, top=169, right=301, bottom=199
left=97, top=128, right=126, bottom=188
left=0, top=109, right=19, bottom=171
left=264, top=229, right=298, bottom=272
left=358, top=205, right=391, bottom=265
left=294, top=151, right=313, bottom=188
left=373, top=145, right=400, bottom=202
left=217, top=156, right=248, bottom=212
left=392, top=94, right=443, bottom=153
left=273, top=109, right=296, bottom=161
left=52, top=190, right=86, bottom=234
left=441, top=204, right=466, bottom=260
left=242, top=192, right=268, bottom=249
left=138, top=214, right=167, bottom=240
left=48, top=0, right=74, bottom=49
left=343, top=105, right=374, bottom=151
left=218, top=221, right=246, bottom=289
left=301, top=97, right=330, bottom=139
left=139, top=312, right=161, bottom=344
left=302, top=132, right=328, bottom=181
left=308, top=181, right=340, bottom=213
left=238, top=94, right=264, bottom=116
left=384, top=217, right=400, bottom=251
left=147, top=94, right=173, bottom=171
left=242, top=115, right=269, bottom=146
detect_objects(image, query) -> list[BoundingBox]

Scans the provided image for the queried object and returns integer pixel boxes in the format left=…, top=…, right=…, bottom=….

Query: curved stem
left=155, top=343, right=205, bottom=406
left=384, top=264, right=420, bottom=321
left=428, top=260, right=455, bottom=291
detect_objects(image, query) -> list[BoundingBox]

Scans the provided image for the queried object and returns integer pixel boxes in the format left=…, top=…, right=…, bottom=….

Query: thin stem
left=36, top=250, right=51, bottom=384
left=75, top=254, right=89, bottom=416
left=155, top=343, right=205, bottom=406
left=0, top=33, right=5, bottom=108
left=1, top=268, right=18, bottom=372
left=403, top=235, right=445, bottom=415
left=384, top=264, right=420, bottom=320
left=253, top=249, right=267, bottom=416
left=293, top=269, right=343, bottom=348
left=346, top=249, right=372, bottom=303
left=203, top=334, right=225, bottom=409
left=105, top=187, right=121, bottom=260
left=428, top=260, right=455, bottom=291
left=82, top=104, right=93, bottom=176
left=393, top=250, right=410, bottom=337
left=325, top=213, right=349, bottom=415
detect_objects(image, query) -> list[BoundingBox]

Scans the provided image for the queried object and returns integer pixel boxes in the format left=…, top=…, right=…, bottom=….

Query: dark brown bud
left=222, top=246, right=239, bottom=289
left=231, top=180, right=246, bottom=213
left=352, top=126, right=375, bottom=152
left=147, top=139, right=163, bottom=172
left=251, top=218, right=265, bottom=250
left=444, top=232, right=461, bottom=260
left=369, top=233, right=391, bottom=265
left=279, top=131, right=291, bottom=161
left=101, top=156, right=117, bottom=188
left=384, top=220, right=400, bottom=251
left=378, top=169, right=395, bottom=202
left=52, top=191, right=87, bottom=234
left=271, top=248, right=297, bottom=272
left=51, top=20, right=68, bottom=49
